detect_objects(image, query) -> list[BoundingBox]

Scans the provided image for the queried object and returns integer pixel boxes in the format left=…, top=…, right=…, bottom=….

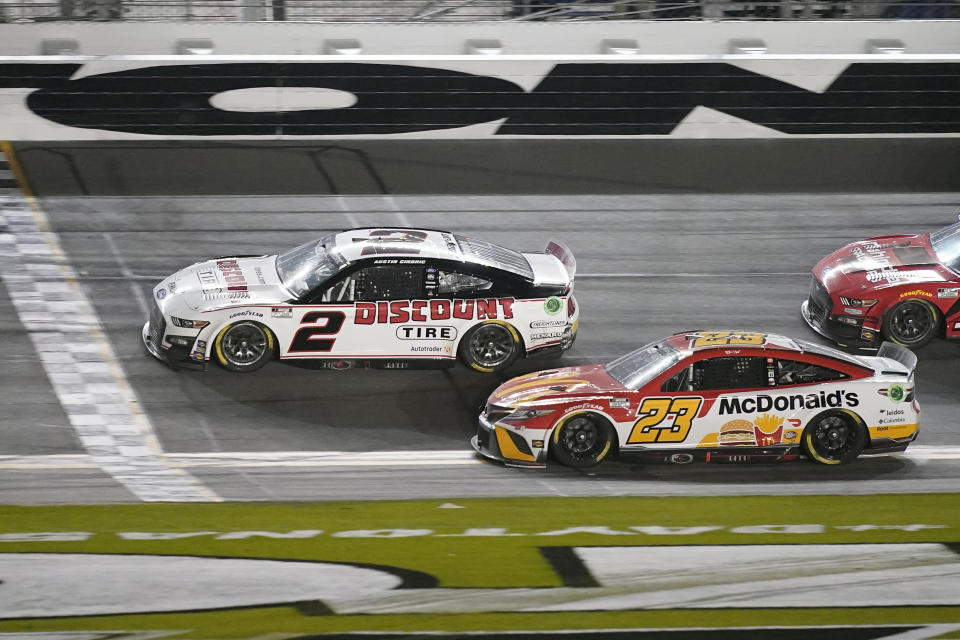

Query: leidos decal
left=3, top=62, right=960, bottom=136
left=355, top=298, right=514, bottom=324
left=719, top=390, right=860, bottom=415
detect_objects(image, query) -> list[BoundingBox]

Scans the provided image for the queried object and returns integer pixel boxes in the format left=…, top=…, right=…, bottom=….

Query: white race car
left=143, top=228, right=578, bottom=373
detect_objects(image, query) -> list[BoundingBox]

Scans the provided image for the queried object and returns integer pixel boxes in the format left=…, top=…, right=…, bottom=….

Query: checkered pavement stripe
left=0, top=143, right=220, bottom=502
left=0, top=154, right=18, bottom=190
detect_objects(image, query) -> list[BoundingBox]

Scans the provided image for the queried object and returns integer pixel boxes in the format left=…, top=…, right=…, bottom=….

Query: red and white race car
left=143, top=228, right=578, bottom=373
left=474, top=331, right=919, bottom=468
left=802, top=217, right=960, bottom=350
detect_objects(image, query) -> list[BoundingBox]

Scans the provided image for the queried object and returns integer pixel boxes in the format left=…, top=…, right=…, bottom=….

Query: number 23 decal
left=690, top=331, right=766, bottom=348
left=627, top=396, right=704, bottom=444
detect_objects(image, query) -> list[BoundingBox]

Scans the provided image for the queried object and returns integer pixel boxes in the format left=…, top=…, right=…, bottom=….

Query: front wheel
left=214, top=321, right=274, bottom=372
left=882, top=299, right=940, bottom=349
left=551, top=413, right=614, bottom=468
left=459, top=321, right=521, bottom=373
left=802, top=410, right=866, bottom=465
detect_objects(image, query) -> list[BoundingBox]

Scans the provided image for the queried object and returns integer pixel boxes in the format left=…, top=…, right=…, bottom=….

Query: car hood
left=155, top=255, right=293, bottom=312
left=814, top=234, right=951, bottom=291
left=489, top=364, right=626, bottom=407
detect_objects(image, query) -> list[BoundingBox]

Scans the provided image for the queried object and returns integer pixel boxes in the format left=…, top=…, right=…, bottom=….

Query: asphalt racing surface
left=3, top=191, right=960, bottom=503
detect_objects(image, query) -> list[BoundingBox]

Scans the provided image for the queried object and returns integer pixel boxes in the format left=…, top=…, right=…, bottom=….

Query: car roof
left=664, top=331, right=863, bottom=365
left=331, top=228, right=534, bottom=280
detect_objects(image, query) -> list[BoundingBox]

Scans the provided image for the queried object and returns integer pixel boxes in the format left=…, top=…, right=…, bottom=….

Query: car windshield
left=930, top=221, right=960, bottom=272
left=276, top=235, right=345, bottom=298
left=605, top=339, right=688, bottom=390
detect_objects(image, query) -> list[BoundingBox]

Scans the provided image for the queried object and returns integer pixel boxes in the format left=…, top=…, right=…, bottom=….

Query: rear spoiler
left=545, top=239, right=577, bottom=279
left=876, top=341, right=918, bottom=376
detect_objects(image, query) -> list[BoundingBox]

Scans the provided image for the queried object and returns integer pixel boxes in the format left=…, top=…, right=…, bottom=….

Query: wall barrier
left=1, top=54, right=960, bottom=140
left=2, top=22, right=959, bottom=193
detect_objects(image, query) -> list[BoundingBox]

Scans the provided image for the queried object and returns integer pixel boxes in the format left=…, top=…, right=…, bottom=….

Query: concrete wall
left=1, top=20, right=960, bottom=55
left=2, top=55, right=960, bottom=140
left=3, top=21, right=959, bottom=193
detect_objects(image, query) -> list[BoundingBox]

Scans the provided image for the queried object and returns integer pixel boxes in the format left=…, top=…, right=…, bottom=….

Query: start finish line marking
left=0, top=142, right=219, bottom=503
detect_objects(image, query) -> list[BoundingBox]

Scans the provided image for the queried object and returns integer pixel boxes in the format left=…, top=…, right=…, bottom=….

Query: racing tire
left=213, top=321, right=274, bottom=372
left=882, top=299, right=940, bottom=349
left=801, top=410, right=866, bottom=465
left=551, top=413, right=615, bottom=468
left=459, top=321, right=521, bottom=373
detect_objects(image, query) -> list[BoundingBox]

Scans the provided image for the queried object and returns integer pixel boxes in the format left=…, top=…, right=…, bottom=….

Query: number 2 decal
left=627, top=396, right=704, bottom=444
left=690, top=331, right=766, bottom=348
left=289, top=310, right=346, bottom=352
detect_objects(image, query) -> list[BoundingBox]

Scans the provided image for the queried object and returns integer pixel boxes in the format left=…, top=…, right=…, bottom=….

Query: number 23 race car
left=475, top=331, right=919, bottom=468
left=143, top=228, right=578, bottom=373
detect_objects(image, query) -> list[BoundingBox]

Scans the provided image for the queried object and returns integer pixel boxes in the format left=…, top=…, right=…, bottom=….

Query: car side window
left=661, top=365, right=693, bottom=392
left=321, top=266, right=424, bottom=302
left=775, top=359, right=848, bottom=386
left=435, top=269, right=493, bottom=297
left=689, top=356, right=769, bottom=391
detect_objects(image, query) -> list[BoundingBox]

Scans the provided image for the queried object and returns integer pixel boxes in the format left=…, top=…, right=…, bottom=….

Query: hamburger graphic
left=718, top=419, right=757, bottom=446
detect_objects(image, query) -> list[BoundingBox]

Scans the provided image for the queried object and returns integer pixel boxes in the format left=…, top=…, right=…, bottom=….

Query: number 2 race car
left=143, top=228, right=578, bottom=373
left=474, top=331, right=919, bottom=468
left=802, top=216, right=960, bottom=350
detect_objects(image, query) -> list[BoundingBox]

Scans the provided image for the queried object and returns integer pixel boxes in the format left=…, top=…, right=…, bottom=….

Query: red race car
left=802, top=216, right=960, bottom=350
left=474, top=331, right=919, bottom=469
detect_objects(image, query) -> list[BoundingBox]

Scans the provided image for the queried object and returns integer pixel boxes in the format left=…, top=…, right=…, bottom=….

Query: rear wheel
left=214, top=322, right=274, bottom=372
left=883, top=299, right=939, bottom=349
left=802, top=410, right=866, bottom=465
left=459, top=321, right=521, bottom=373
left=551, top=413, right=614, bottom=468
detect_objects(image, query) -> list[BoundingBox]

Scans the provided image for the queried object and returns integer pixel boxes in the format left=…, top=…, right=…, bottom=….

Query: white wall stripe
left=0, top=145, right=220, bottom=502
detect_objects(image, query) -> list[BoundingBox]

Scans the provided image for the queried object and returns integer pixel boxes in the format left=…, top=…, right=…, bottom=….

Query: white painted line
left=171, top=450, right=481, bottom=468
left=118, top=271, right=811, bottom=282
left=0, top=146, right=220, bottom=502
left=103, top=231, right=150, bottom=318
left=0, top=455, right=98, bottom=469
left=577, top=272, right=809, bottom=278
left=1, top=445, right=958, bottom=470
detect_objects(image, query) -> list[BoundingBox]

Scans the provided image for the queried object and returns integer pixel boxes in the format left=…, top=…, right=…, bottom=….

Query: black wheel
left=214, top=322, right=274, bottom=372
left=801, top=410, right=866, bottom=465
left=459, top=321, right=521, bottom=373
left=882, top=299, right=939, bottom=349
left=551, top=413, right=614, bottom=468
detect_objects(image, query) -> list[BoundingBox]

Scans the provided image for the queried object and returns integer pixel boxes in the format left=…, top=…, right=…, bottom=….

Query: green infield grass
left=1, top=493, right=958, bottom=637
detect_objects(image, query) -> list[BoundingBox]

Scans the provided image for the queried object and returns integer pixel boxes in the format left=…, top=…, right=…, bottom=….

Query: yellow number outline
left=627, top=396, right=704, bottom=444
